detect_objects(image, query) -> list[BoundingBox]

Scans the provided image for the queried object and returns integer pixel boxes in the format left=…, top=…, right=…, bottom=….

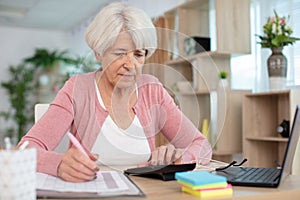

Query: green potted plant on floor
left=0, top=63, right=38, bottom=142
left=0, top=48, right=81, bottom=142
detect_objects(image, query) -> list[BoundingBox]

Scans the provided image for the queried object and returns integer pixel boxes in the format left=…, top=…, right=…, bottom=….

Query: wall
left=0, top=26, right=85, bottom=139
left=0, top=0, right=184, bottom=140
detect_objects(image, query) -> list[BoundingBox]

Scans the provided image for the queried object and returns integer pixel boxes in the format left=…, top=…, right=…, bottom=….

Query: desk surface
left=39, top=174, right=300, bottom=200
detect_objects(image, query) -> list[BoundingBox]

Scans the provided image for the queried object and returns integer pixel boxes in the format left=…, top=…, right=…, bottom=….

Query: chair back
left=34, top=104, right=69, bottom=153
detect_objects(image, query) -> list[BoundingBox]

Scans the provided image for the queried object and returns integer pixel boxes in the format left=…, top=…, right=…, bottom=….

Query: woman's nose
left=124, top=52, right=136, bottom=68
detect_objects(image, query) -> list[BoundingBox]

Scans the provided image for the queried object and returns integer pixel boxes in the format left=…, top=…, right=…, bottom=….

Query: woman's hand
left=150, top=144, right=184, bottom=165
left=57, top=148, right=99, bottom=182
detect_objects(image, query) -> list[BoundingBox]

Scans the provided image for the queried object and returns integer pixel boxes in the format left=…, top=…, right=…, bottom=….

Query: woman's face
left=98, top=32, right=147, bottom=89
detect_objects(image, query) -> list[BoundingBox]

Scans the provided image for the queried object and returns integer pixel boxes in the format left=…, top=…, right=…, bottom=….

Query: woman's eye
left=134, top=51, right=146, bottom=58
left=113, top=52, right=126, bottom=57
left=134, top=53, right=144, bottom=58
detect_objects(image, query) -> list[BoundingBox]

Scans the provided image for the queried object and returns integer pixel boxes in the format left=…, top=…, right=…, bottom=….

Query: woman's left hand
left=150, top=144, right=183, bottom=165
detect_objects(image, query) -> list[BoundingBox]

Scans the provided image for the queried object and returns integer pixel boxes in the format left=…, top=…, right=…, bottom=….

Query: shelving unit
left=165, top=52, right=231, bottom=91
left=243, top=90, right=300, bottom=168
left=176, top=89, right=211, bottom=131
left=163, top=0, right=251, bottom=93
left=164, top=52, right=250, bottom=157
left=160, top=0, right=251, bottom=161
left=213, top=89, right=250, bottom=155
left=164, top=0, right=251, bottom=57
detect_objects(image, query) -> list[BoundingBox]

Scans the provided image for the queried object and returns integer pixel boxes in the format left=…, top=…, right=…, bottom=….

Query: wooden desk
left=40, top=174, right=300, bottom=200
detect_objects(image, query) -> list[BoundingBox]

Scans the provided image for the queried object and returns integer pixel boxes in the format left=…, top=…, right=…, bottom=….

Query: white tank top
left=91, top=81, right=151, bottom=166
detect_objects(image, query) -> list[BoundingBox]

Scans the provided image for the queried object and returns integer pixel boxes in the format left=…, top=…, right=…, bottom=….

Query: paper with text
left=37, top=171, right=129, bottom=193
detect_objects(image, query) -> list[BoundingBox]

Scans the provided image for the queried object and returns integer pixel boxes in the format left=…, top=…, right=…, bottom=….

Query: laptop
left=214, top=105, right=300, bottom=188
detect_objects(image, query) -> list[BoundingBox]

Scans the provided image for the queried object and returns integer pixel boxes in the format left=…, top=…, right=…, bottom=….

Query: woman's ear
left=94, top=51, right=102, bottom=62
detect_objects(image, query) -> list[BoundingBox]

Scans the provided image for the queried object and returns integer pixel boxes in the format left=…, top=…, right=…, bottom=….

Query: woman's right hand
left=150, top=144, right=184, bottom=165
left=57, top=147, right=99, bottom=182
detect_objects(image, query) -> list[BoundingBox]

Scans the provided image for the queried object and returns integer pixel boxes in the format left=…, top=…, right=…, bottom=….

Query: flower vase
left=267, top=47, right=287, bottom=90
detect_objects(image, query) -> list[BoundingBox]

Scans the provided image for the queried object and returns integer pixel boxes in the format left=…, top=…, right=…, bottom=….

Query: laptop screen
left=280, top=105, right=300, bottom=181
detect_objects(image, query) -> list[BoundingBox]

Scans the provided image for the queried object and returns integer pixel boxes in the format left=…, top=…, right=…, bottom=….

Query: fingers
left=150, top=148, right=158, bottom=165
left=58, top=163, right=96, bottom=182
left=165, top=144, right=175, bottom=164
left=150, top=144, right=184, bottom=165
left=157, top=145, right=167, bottom=165
left=57, top=148, right=99, bottom=182
left=173, top=149, right=184, bottom=164
left=89, top=153, right=99, bottom=161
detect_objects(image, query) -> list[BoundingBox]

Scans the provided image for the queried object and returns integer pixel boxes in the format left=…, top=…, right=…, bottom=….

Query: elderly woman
left=18, top=2, right=212, bottom=182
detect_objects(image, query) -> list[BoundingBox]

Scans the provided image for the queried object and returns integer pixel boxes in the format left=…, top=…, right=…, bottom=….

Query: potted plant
left=219, top=71, right=228, bottom=79
left=24, top=48, right=77, bottom=71
left=0, top=64, right=39, bottom=142
left=218, top=71, right=228, bottom=88
left=0, top=48, right=82, bottom=142
left=24, top=48, right=81, bottom=102
left=256, top=10, right=300, bottom=90
left=256, top=10, right=300, bottom=48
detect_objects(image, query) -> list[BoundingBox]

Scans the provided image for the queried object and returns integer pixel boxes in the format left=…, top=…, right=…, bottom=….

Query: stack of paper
left=175, top=171, right=232, bottom=199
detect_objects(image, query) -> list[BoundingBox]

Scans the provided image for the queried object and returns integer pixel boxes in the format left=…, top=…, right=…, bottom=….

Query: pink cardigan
left=20, top=72, right=212, bottom=176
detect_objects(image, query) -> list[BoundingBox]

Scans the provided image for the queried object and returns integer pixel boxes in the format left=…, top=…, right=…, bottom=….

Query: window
left=231, top=0, right=300, bottom=91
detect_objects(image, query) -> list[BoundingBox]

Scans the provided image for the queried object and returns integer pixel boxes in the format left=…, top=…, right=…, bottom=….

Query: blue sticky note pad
left=175, top=171, right=227, bottom=185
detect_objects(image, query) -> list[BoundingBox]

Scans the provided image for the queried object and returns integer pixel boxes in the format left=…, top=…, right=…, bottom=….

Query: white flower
left=272, top=23, right=277, bottom=34
left=278, top=26, right=283, bottom=35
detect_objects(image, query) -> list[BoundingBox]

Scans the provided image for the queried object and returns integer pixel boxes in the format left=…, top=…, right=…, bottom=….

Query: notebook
left=214, top=105, right=300, bottom=188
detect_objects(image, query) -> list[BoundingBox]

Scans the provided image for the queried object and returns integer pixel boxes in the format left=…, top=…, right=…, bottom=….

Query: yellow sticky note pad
left=181, top=184, right=233, bottom=199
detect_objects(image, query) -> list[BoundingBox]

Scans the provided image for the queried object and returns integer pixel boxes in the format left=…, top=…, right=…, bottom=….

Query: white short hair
left=85, top=2, right=157, bottom=58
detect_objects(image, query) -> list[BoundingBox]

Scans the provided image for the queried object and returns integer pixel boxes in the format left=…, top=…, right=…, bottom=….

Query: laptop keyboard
left=232, top=167, right=281, bottom=183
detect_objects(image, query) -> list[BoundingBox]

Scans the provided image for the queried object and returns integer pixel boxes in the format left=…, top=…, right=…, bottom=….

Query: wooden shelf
left=243, top=89, right=300, bottom=168
left=165, top=51, right=231, bottom=66
left=164, top=0, right=250, bottom=56
left=178, top=89, right=211, bottom=95
left=244, top=90, right=292, bottom=96
left=246, top=136, right=288, bottom=142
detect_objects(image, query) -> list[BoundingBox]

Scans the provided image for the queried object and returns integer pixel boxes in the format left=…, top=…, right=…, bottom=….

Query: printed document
left=37, top=171, right=129, bottom=193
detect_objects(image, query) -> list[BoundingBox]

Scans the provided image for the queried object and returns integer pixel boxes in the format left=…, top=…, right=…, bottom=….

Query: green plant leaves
left=0, top=64, right=37, bottom=141
left=256, top=10, right=300, bottom=48
left=23, top=48, right=77, bottom=70
left=1, top=48, right=98, bottom=141
left=219, top=71, right=228, bottom=79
